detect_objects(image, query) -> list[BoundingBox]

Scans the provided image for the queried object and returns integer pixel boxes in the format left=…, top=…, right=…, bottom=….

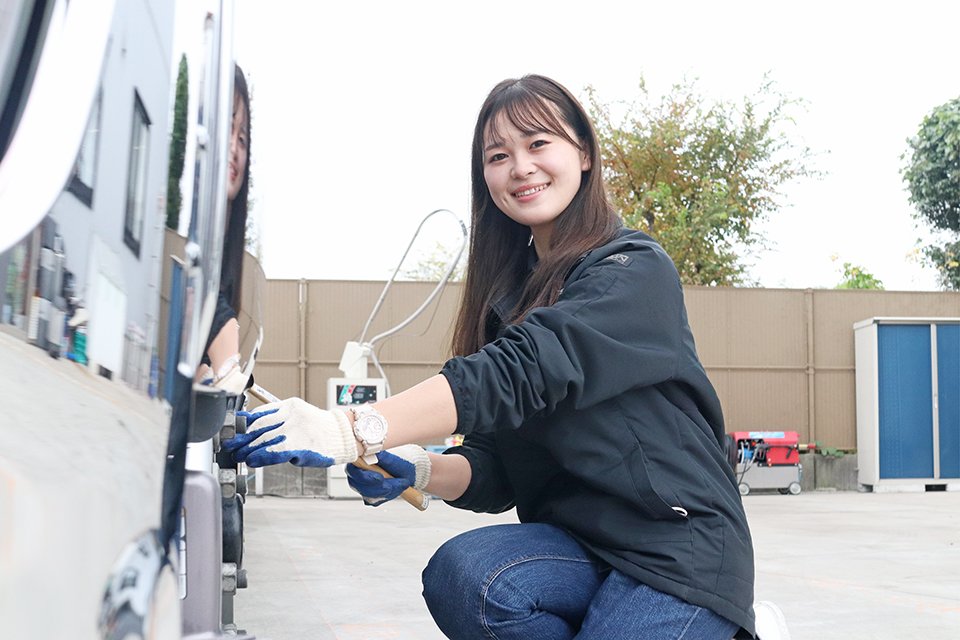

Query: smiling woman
left=224, top=74, right=770, bottom=639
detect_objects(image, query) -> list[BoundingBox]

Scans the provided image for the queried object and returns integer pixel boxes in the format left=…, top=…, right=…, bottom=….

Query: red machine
left=726, top=431, right=804, bottom=496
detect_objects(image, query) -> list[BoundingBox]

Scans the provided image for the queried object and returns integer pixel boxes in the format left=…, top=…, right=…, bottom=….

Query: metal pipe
left=359, top=209, right=467, bottom=346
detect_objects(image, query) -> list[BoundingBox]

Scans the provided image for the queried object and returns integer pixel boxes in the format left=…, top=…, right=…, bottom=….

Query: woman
left=227, top=75, right=757, bottom=638
left=202, top=63, right=251, bottom=392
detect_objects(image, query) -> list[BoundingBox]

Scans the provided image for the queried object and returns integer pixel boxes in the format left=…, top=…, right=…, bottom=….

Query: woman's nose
left=510, top=156, right=535, bottom=179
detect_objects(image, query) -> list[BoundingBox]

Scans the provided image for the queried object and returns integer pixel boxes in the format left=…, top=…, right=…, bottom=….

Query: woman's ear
left=581, top=150, right=591, bottom=171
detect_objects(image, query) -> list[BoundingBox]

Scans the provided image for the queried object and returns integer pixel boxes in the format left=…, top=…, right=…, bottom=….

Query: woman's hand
left=223, top=397, right=358, bottom=467
left=345, top=445, right=431, bottom=506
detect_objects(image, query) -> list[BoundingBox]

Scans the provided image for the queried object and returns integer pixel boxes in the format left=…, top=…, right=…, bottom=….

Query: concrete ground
left=234, top=490, right=960, bottom=640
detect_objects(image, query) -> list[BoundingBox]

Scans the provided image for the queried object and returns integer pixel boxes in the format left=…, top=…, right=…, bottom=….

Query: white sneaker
left=753, top=601, right=790, bottom=640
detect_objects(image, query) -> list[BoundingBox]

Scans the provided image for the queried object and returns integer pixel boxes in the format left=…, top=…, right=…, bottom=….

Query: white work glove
left=345, top=445, right=431, bottom=506
left=223, top=397, right=358, bottom=467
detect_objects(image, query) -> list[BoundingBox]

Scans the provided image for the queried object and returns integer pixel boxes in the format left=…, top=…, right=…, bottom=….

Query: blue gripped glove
left=222, top=397, right=357, bottom=468
left=345, top=445, right=431, bottom=506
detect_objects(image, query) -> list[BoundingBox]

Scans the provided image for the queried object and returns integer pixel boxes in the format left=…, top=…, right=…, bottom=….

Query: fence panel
left=256, top=279, right=959, bottom=450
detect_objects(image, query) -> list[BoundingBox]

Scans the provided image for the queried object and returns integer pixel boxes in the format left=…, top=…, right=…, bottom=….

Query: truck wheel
left=788, top=482, right=802, bottom=495
left=738, top=483, right=750, bottom=496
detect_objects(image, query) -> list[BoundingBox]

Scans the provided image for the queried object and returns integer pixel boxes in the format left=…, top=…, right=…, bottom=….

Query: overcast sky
left=174, top=1, right=960, bottom=290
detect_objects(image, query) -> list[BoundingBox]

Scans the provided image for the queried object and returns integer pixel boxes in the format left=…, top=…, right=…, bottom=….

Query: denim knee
left=422, top=532, right=481, bottom=637
left=422, top=525, right=535, bottom=621
left=421, top=534, right=458, bottom=611
left=422, top=525, right=601, bottom=640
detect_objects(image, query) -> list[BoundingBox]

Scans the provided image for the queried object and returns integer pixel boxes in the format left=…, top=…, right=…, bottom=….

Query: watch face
left=356, top=415, right=386, bottom=443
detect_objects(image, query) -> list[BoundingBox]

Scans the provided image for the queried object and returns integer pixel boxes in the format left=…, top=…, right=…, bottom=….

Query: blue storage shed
left=854, top=318, right=960, bottom=491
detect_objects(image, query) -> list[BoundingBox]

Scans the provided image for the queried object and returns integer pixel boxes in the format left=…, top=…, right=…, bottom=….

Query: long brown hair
left=221, top=64, right=251, bottom=314
left=452, top=75, right=620, bottom=356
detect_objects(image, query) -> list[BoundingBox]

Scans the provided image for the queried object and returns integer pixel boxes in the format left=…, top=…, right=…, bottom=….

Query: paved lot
left=235, top=490, right=960, bottom=640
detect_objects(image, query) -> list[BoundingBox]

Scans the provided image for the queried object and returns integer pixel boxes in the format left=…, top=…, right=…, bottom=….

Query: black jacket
left=440, top=228, right=756, bottom=636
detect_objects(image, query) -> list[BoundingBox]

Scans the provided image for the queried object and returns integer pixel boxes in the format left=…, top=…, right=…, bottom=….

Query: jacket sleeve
left=442, top=432, right=516, bottom=514
left=440, top=243, right=684, bottom=435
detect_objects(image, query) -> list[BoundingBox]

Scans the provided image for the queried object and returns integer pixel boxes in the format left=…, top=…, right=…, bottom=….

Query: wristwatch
left=350, top=404, right=388, bottom=464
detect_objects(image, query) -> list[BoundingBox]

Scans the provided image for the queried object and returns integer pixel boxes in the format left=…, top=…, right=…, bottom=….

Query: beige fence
left=154, top=237, right=960, bottom=451
left=152, top=233, right=958, bottom=482
left=252, top=279, right=463, bottom=423
left=251, top=279, right=959, bottom=450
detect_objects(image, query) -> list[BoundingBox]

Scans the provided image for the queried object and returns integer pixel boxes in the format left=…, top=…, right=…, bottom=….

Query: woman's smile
left=513, top=183, right=549, bottom=200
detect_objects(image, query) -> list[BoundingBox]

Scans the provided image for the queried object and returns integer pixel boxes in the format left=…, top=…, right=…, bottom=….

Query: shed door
left=878, top=325, right=934, bottom=479
left=938, top=324, right=960, bottom=478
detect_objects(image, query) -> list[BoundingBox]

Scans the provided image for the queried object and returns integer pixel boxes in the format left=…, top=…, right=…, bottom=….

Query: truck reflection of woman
left=201, top=63, right=250, bottom=393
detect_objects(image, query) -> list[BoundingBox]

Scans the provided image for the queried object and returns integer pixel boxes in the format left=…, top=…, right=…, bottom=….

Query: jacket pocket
left=625, top=443, right=688, bottom=521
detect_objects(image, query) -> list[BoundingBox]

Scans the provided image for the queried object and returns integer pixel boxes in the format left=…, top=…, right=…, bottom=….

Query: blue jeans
left=422, top=523, right=738, bottom=640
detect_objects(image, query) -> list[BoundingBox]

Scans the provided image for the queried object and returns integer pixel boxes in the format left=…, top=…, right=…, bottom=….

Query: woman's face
left=227, top=94, right=248, bottom=202
left=482, top=111, right=590, bottom=241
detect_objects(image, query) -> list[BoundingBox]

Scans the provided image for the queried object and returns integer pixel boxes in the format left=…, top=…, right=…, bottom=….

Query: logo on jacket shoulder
left=604, top=253, right=632, bottom=266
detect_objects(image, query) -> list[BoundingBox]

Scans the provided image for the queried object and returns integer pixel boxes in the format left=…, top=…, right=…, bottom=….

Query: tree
left=901, top=97, right=960, bottom=290
left=165, top=54, right=189, bottom=230
left=833, top=259, right=884, bottom=290
left=400, top=241, right=466, bottom=281
left=587, top=77, right=819, bottom=286
left=922, top=240, right=960, bottom=289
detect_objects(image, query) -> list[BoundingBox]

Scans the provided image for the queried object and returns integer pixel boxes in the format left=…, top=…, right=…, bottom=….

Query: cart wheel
left=788, top=482, right=802, bottom=495
left=738, top=483, right=750, bottom=496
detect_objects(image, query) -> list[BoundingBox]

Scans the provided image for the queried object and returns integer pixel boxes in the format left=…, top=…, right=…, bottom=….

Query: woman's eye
left=530, top=139, right=549, bottom=149
left=488, top=153, right=507, bottom=163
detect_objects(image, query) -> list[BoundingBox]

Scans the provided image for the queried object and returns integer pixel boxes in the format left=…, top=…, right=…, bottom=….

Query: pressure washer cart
left=727, top=431, right=803, bottom=496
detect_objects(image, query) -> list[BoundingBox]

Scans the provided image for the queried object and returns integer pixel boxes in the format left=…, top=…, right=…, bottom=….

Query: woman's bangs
left=485, top=93, right=578, bottom=149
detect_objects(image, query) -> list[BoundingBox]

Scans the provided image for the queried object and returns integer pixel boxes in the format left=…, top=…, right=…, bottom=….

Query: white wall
left=49, top=0, right=176, bottom=377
